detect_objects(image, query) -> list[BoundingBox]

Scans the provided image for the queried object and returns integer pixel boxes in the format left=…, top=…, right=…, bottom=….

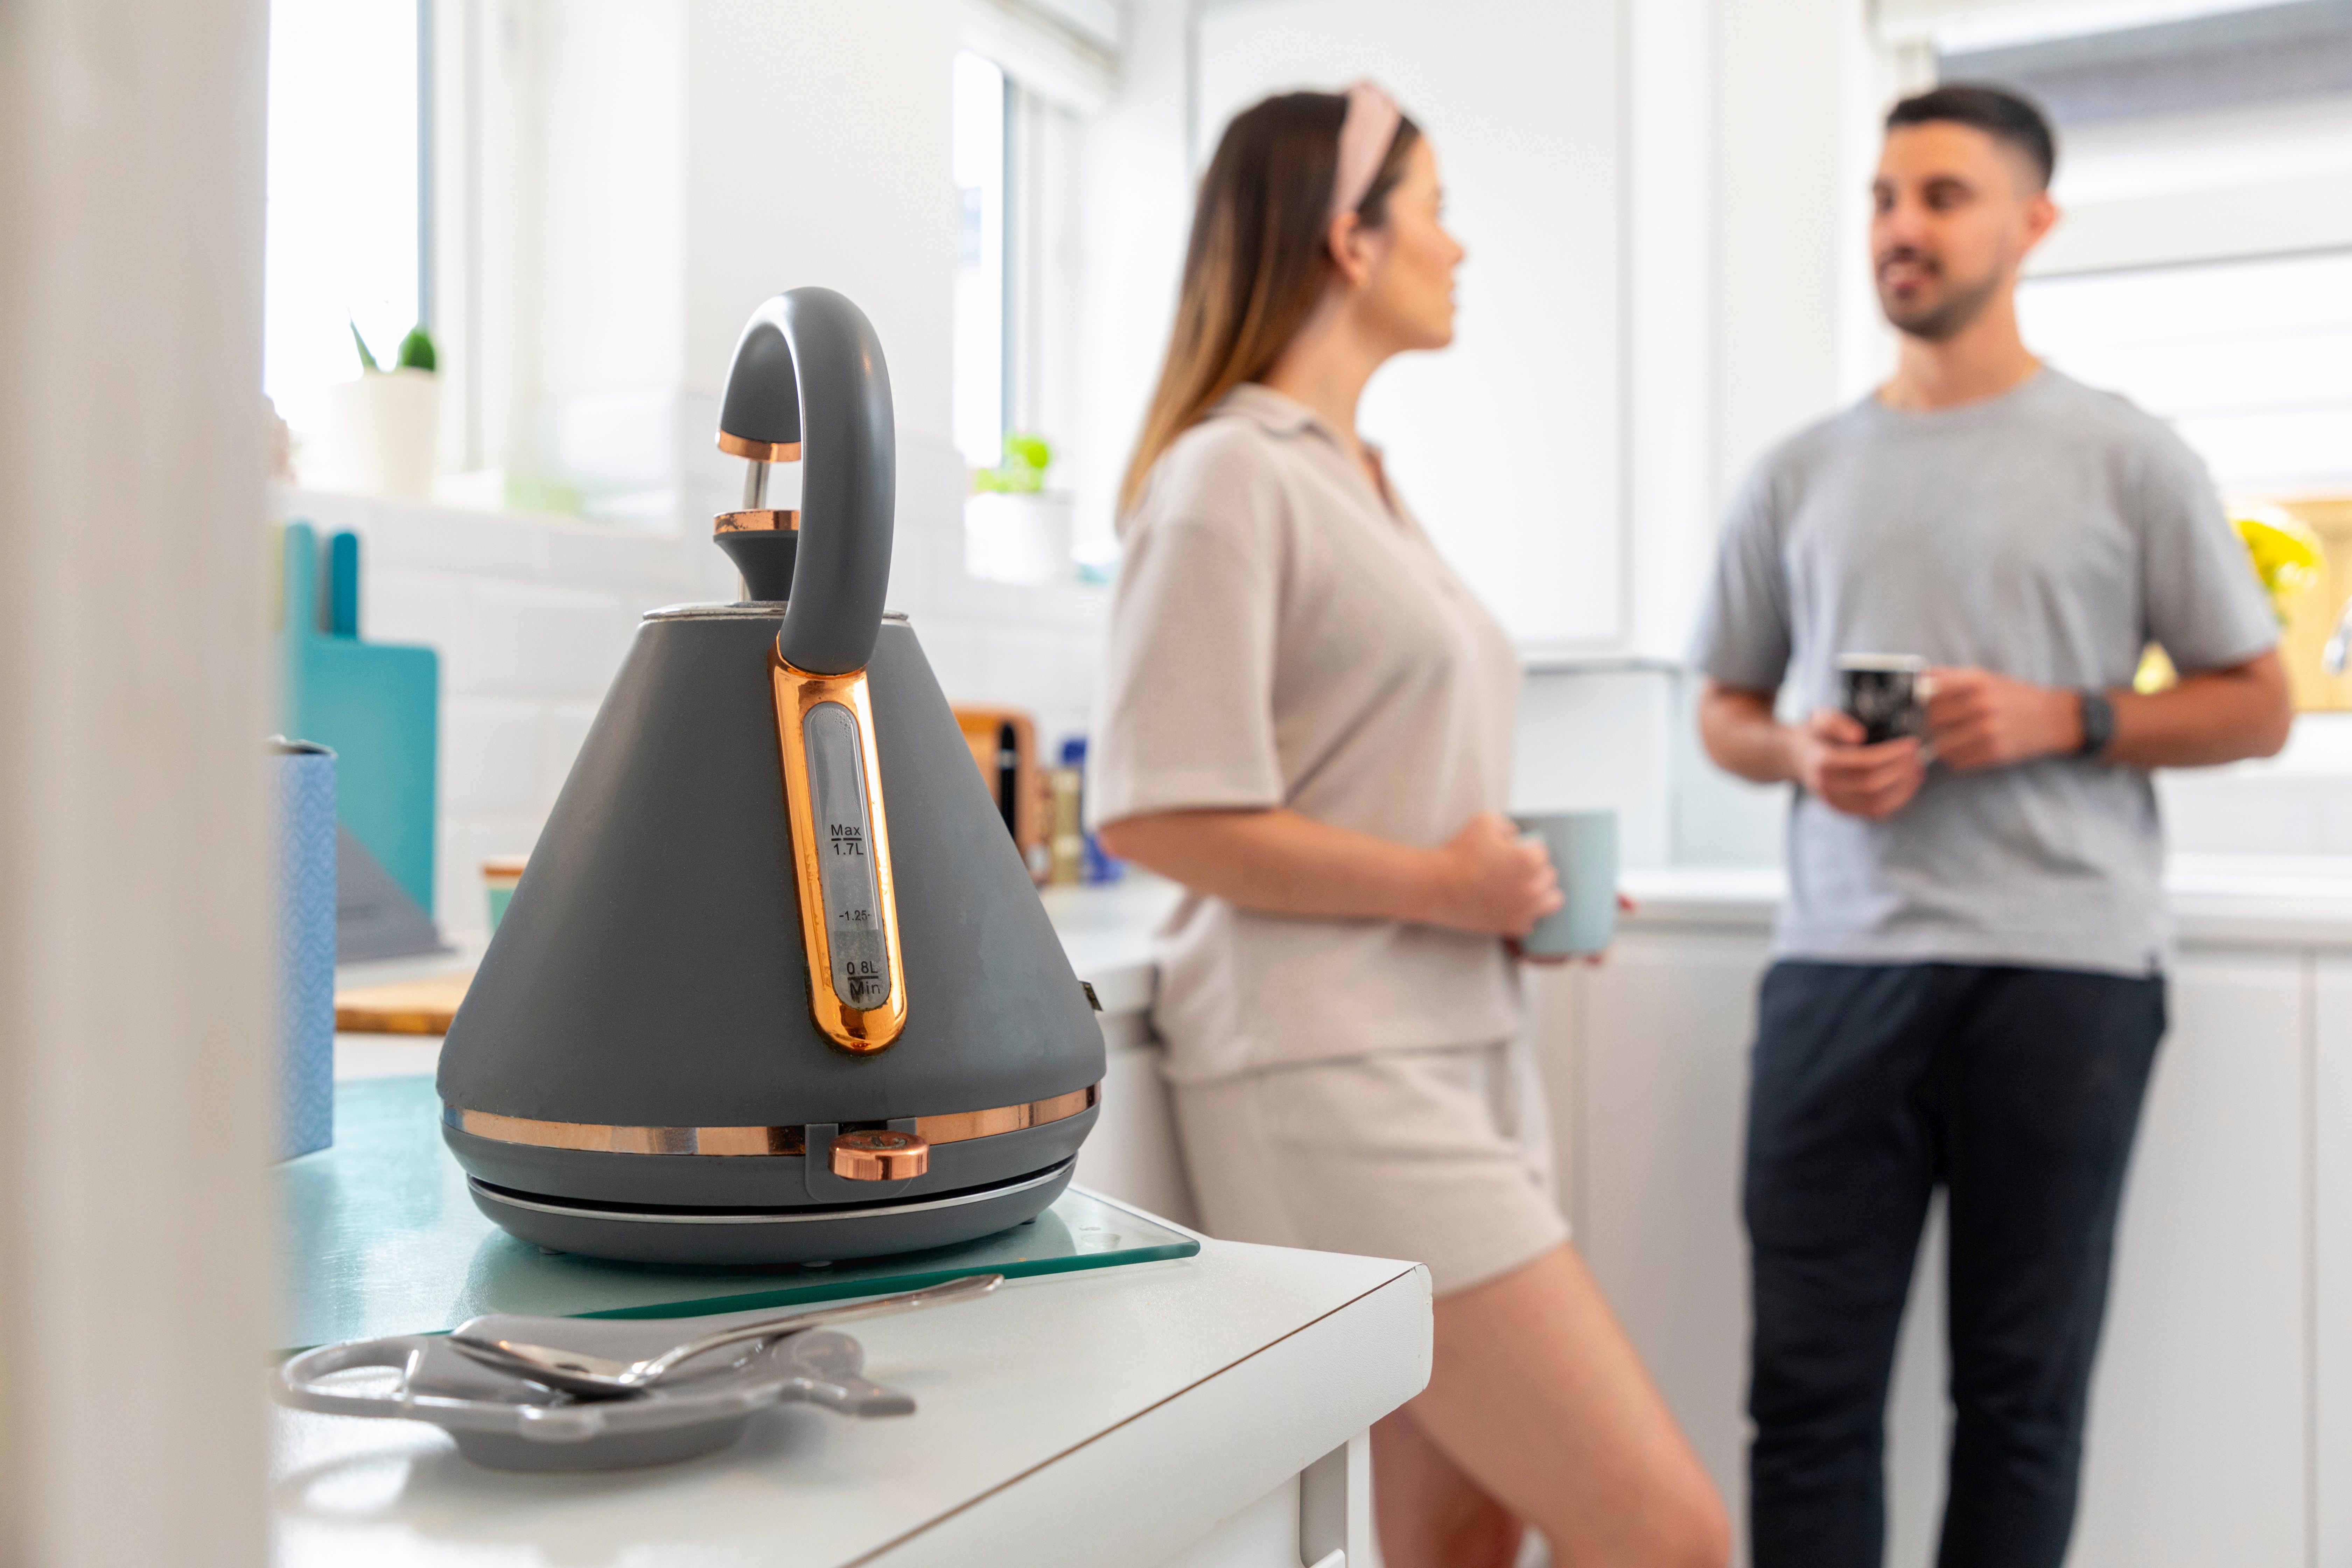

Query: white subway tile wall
left=276, top=430, right=1107, bottom=941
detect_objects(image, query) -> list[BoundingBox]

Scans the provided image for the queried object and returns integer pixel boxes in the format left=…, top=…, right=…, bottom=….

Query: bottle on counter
left=1046, top=737, right=1121, bottom=886
left=1048, top=756, right=1084, bottom=885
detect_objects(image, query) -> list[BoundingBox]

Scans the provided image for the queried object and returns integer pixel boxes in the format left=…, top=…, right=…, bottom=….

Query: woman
left=1090, top=85, right=1730, bottom=1568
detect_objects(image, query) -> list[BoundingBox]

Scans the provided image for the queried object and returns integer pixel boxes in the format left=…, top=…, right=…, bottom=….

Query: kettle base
left=465, top=1158, right=1074, bottom=1267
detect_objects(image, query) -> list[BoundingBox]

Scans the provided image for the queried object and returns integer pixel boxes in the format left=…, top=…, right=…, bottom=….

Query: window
left=953, top=30, right=1107, bottom=582
left=952, top=50, right=1009, bottom=472
left=264, top=0, right=426, bottom=434
left=2019, top=251, right=2352, bottom=493
left=1933, top=1, right=2352, bottom=125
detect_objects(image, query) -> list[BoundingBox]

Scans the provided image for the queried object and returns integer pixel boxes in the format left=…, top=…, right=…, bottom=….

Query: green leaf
left=395, top=325, right=437, bottom=372
left=349, top=320, right=381, bottom=373
left=969, top=433, right=1055, bottom=494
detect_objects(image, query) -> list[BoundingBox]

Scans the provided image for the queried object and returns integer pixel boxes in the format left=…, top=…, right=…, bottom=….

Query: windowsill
left=273, top=484, right=680, bottom=535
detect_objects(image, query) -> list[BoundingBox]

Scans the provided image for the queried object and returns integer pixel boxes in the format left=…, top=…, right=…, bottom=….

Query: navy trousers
left=1743, top=961, right=2165, bottom=1568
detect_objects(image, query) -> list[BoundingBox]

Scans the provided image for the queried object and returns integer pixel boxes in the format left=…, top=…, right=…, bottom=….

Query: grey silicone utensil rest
left=435, top=287, right=1103, bottom=1264
left=273, top=1323, right=910, bottom=1472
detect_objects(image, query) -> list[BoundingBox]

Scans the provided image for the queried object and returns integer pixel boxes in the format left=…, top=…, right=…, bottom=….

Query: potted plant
left=308, top=323, right=440, bottom=499
left=964, top=434, right=1076, bottom=586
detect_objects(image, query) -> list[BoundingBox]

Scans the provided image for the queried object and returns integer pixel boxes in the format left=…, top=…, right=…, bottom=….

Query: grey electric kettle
left=435, top=287, right=1104, bottom=1265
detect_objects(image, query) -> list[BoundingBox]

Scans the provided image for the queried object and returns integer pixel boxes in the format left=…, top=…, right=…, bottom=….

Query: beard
left=1876, top=248, right=2003, bottom=342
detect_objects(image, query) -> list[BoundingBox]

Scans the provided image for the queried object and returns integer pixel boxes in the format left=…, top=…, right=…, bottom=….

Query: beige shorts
left=1171, top=1038, right=1570, bottom=1297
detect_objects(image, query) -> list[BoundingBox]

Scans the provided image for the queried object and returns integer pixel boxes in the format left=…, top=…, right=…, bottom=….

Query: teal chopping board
left=278, top=522, right=439, bottom=917
left=276, top=1077, right=1199, bottom=1352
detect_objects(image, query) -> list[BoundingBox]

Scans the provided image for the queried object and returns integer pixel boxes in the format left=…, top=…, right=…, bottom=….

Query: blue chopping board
left=275, top=1076, right=1199, bottom=1352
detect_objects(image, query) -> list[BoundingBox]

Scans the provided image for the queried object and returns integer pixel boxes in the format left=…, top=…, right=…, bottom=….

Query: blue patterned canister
left=273, top=739, right=337, bottom=1160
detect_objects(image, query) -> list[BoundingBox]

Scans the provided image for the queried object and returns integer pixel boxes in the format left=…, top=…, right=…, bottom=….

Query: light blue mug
left=1511, top=810, right=1618, bottom=958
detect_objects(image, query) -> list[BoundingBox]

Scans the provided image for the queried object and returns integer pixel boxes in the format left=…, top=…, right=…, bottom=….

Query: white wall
left=1625, top=0, right=1719, bottom=663
left=1512, top=668, right=1680, bottom=868
left=1711, top=0, right=1892, bottom=494
left=1064, top=0, right=1194, bottom=564
left=678, top=0, right=961, bottom=442
left=1193, top=0, right=1628, bottom=653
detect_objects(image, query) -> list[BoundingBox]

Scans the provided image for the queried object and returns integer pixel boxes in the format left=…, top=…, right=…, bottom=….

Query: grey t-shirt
left=1690, top=368, right=2277, bottom=976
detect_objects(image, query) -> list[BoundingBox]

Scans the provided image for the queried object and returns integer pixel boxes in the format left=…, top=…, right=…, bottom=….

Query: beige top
left=1089, top=384, right=1524, bottom=1084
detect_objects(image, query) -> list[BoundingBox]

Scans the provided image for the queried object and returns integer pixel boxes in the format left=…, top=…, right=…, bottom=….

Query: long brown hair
left=1117, top=92, right=1420, bottom=518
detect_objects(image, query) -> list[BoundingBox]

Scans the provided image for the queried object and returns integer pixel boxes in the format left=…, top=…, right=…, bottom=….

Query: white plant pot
left=964, top=491, right=1076, bottom=587
left=308, top=369, right=440, bottom=499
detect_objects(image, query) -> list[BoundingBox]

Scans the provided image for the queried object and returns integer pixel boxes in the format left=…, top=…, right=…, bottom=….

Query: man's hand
left=1924, top=667, right=2080, bottom=771
left=1791, top=709, right=1926, bottom=819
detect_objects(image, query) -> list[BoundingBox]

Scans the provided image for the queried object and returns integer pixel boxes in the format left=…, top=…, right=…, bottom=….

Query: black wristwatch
left=2076, top=689, right=2115, bottom=758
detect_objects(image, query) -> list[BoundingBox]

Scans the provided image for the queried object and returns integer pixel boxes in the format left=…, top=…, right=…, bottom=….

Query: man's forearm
left=1698, top=683, right=1798, bottom=784
left=2104, top=652, right=2292, bottom=768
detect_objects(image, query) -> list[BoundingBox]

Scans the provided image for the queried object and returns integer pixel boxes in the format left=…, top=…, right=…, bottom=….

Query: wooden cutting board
left=334, top=969, right=473, bottom=1035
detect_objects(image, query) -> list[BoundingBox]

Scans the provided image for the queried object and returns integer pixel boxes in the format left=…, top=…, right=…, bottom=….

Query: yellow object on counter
left=2134, top=506, right=2325, bottom=694
left=2234, top=506, right=2325, bottom=623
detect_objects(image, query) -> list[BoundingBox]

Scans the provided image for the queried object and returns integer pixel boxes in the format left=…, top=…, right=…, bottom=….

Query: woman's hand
left=1508, top=892, right=1637, bottom=966
left=1428, top=812, right=1562, bottom=938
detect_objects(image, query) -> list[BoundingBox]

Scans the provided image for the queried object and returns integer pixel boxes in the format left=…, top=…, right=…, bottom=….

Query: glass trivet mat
left=277, top=1075, right=1198, bottom=1352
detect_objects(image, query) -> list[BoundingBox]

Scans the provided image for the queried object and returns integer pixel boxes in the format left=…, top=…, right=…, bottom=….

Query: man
left=1691, top=85, right=2292, bottom=1568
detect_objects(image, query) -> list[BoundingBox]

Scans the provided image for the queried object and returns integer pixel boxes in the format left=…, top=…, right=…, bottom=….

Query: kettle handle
left=716, top=288, right=895, bottom=675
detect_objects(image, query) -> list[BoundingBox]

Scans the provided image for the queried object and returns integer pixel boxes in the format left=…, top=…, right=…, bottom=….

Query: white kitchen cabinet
left=1556, top=884, right=2337, bottom=1567
left=1549, top=925, right=1947, bottom=1561
left=2317, top=960, right=2352, bottom=1568
left=1549, top=928, right=1764, bottom=1524
left=2070, top=953, right=2309, bottom=1567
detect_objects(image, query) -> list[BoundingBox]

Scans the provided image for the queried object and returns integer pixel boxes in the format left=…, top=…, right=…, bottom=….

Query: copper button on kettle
left=831, top=1129, right=930, bottom=1181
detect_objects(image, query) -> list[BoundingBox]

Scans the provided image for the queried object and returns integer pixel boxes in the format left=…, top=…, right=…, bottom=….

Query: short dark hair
left=1885, top=83, right=2056, bottom=190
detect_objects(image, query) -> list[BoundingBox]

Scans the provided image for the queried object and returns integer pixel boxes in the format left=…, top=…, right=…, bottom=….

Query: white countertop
left=1046, top=857, right=2352, bottom=994
left=341, top=856, right=2352, bottom=1079
left=1037, top=875, right=1181, bottom=1016
left=1619, top=855, right=2352, bottom=949
left=272, top=1236, right=1429, bottom=1568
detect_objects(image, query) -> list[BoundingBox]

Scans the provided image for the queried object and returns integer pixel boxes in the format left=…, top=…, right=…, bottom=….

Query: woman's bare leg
left=1371, top=1406, right=1524, bottom=1568
left=1404, top=1244, right=1731, bottom=1568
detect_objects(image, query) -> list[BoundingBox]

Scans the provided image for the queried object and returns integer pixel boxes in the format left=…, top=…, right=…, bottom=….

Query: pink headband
left=1330, top=80, right=1403, bottom=222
